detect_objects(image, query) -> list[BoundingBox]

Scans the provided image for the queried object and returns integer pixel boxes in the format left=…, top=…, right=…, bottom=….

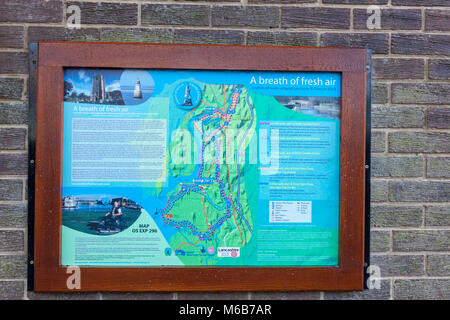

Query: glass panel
left=61, top=68, right=341, bottom=267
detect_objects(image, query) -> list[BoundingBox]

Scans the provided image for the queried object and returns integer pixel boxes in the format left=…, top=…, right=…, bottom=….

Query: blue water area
left=298, top=108, right=321, bottom=117
left=64, top=203, right=144, bottom=216
left=68, top=204, right=109, bottom=212
left=121, top=89, right=154, bottom=105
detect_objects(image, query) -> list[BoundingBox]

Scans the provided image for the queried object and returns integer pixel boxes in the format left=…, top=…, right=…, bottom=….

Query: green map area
left=159, top=84, right=256, bottom=265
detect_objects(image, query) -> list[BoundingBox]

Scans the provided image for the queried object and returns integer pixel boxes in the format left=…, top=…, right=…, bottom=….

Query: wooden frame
left=30, top=42, right=368, bottom=292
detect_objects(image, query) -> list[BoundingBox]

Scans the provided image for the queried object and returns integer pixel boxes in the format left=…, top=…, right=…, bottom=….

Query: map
left=163, top=84, right=255, bottom=265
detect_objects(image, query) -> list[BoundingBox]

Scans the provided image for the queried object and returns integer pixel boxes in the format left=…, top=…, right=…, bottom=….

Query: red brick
left=392, top=0, right=450, bottom=6
left=282, top=8, right=350, bottom=29
left=142, top=4, right=210, bottom=26
left=0, top=153, right=27, bottom=175
left=0, top=26, right=24, bottom=48
left=68, top=2, right=137, bottom=25
left=429, top=59, right=450, bottom=80
left=427, top=108, right=450, bottom=129
left=354, top=9, right=421, bottom=30
left=28, top=27, right=100, bottom=42
left=373, top=59, right=424, bottom=80
left=392, top=34, right=450, bottom=56
left=324, top=0, right=387, bottom=3
left=0, top=128, right=26, bottom=151
left=174, top=29, right=244, bottom=45
left=0, top=0, right=62, bottom=23
left=426, top=10, right=450, bottom=32
left=213, top=6, right=279, bottom=28
left=321, top=33, right=389, bottom=54
left=248, top=31, right=318, bottom=46
left=0, top=53, right=28, bottom=74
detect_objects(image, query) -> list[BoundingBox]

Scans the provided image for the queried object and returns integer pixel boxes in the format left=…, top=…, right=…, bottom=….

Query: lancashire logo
left=217, top=247, right=240, bottom=258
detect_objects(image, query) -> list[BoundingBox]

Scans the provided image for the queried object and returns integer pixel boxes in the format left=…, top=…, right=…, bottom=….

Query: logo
left=173, top=81, right=201, bottom=110
left=217, top=247, right=240, bottom=258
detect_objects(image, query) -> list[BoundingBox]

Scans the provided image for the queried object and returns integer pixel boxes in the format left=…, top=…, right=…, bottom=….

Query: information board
left=30, top=42, right=369, bottom=291
left=61, top=69, right=341, bottom=267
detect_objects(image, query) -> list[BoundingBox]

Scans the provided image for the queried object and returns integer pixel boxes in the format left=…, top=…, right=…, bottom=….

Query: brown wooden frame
left=32, top=42, right=367, bottom=292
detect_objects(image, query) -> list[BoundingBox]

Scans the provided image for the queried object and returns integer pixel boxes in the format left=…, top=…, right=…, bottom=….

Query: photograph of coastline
left=274, top=96, right=340, bottom=119
left=62, top=194, right=143, bottom=235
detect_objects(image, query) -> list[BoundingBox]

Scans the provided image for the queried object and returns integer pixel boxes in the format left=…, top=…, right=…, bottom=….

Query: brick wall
left=0, top=0, right=449, bottom=300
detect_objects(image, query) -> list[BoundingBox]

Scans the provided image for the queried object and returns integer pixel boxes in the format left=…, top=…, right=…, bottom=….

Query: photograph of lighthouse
left=119, top=69, right=155, bottom=105
left=63, top=69, right=155, bottom=106
left=182, top=83, right=193, bottom=106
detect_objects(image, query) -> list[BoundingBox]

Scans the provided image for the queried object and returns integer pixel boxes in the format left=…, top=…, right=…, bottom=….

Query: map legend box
left=269, top=201, right=312, bottom=223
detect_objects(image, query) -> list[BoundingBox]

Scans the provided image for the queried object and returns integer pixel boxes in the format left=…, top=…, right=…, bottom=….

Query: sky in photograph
left=64, top=68, right=122, bottom=96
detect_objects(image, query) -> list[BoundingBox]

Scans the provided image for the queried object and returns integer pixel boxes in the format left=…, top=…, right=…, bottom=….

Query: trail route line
left=160, top=84, right=255, bottom=265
